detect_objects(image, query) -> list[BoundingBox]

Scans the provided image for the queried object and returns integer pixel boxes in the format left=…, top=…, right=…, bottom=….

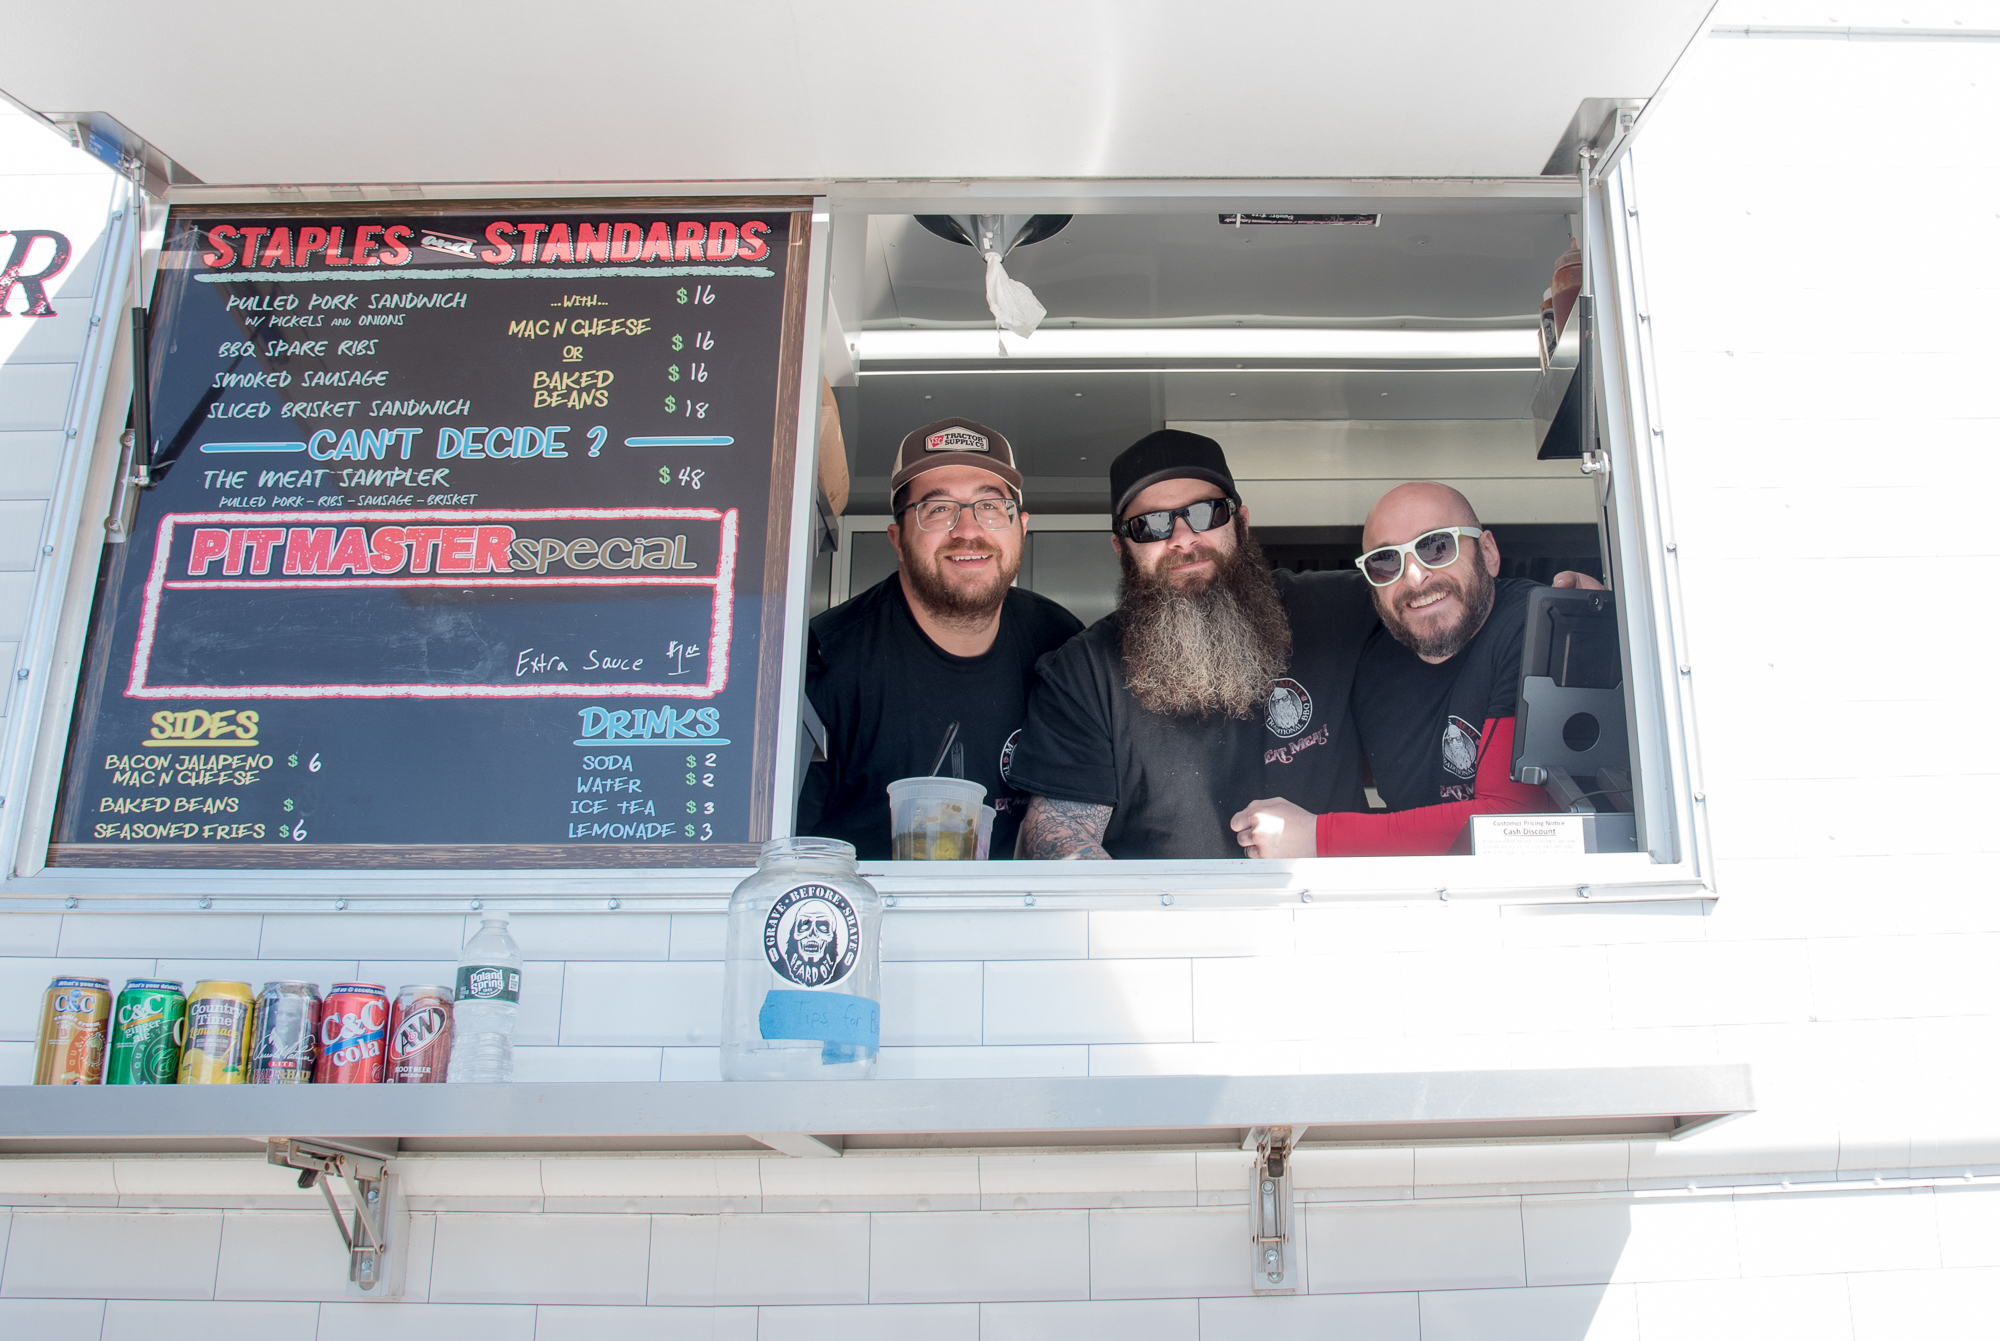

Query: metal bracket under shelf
left=1245, top=1124, right=1301, bottom=1293
left=267, top=1138, right=396, bottom=1293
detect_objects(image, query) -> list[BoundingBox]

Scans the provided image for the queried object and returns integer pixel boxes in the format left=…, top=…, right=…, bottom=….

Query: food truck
left=0, top=2, right=1992, bottom=1333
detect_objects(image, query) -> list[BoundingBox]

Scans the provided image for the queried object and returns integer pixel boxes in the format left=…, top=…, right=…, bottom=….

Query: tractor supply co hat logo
left=1265, top=678, right=1313, bottom=739
left=926, top=428, right=990, bottom=454
left=1441, top=715, right=1481, bottom=779
left=764, top=884, right=861, bottom=988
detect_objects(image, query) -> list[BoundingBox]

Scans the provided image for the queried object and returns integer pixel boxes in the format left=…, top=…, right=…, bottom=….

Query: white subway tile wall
left=869, top=1210, right=1089, bottom=1302
left=0, top=1299, right=106, bottom=1341
left=428, top=1214, right=651, bottom=1305
left=100, top=1301, right=322, bottom=1341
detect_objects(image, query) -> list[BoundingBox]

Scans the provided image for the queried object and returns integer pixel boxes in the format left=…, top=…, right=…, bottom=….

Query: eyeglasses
left=902, top=498, right=1020, bottom=531
left=1355, top=526, right=1484, bottom=586
left=1115, top=497, right=1237, bottom=544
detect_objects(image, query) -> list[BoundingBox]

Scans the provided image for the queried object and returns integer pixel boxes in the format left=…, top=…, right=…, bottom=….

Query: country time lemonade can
left=106, top=979, right=188, bottom=1085
left=178, top=980, right=257, bottom=1084
left=34, top=977, right=113, bottom=1084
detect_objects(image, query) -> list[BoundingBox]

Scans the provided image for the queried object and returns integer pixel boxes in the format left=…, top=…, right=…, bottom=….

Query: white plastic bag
left=983, top=250, right=1046, bottom=342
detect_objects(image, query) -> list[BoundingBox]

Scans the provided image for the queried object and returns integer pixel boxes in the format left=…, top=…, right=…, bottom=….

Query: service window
left=800, top=173, right=1700, bottom=895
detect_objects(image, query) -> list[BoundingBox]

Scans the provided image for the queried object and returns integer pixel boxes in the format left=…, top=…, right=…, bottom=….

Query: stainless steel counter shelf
left=0, top=1065, right=1753, bottom=1158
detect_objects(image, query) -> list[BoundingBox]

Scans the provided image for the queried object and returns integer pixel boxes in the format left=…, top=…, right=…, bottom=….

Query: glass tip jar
left=720, top=837, right=882, bottom=1080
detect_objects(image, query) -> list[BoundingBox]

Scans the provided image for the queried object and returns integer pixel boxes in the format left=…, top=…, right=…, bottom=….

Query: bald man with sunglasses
left=1231, top=481, right=1596, bottom=858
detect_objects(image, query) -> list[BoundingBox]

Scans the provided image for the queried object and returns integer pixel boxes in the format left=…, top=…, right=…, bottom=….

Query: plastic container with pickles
left=887, top=776, right=987, bottom=860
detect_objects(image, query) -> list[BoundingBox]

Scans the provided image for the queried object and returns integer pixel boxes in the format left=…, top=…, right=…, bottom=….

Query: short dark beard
left=1375, top=562, right=1496, bottom=661
left=898, top=535, right=1019, bottom=624
left=1117, top=519, right=1292, bottom=719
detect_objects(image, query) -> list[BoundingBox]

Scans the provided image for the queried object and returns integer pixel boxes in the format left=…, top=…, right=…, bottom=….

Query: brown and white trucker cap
left=889, top=417, right=1024, bottom=499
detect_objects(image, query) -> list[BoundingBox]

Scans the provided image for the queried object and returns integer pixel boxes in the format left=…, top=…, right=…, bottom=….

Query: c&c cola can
left=106, top=979, right=187, bottom=1085
left=315, top=983, right=389, bottom=1083
left=178, top=980, right=256, bottom=1084
left=387, top=985, right=453, bottom=1084
left=34, top=977, right=112, bottom=1085
left=250, top=981, right=321, bottom=1084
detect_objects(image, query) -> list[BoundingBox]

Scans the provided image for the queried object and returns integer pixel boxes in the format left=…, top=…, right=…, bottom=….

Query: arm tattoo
left=1021, top=795, right=1114, bottom=860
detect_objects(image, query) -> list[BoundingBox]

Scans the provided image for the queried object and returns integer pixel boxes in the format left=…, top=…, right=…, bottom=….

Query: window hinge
left=1246, top=1124, right=1302, bottom=1293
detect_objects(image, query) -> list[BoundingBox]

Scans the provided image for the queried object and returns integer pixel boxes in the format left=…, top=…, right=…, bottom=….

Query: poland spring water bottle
left=721, top=837, right=882, bottom=1080
left=447, top=914, right=522, bottom=1083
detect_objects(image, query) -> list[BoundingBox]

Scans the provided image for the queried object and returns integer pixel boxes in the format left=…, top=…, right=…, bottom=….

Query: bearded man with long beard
left=797, top=418, right=1082, bottom=859
left=1008, top=430, right=1374, bottom=859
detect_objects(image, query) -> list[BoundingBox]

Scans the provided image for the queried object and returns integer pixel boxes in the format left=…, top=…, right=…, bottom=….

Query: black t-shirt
left=1007, top=569, right=1374, bottom=859
left=1352, top=578, right=1534, bottom=810
left=797, top=575, right=1084, bottom=860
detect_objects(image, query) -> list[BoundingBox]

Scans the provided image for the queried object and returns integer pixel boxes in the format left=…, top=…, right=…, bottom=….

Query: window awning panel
left=4, top=3, right=1714, bottom=186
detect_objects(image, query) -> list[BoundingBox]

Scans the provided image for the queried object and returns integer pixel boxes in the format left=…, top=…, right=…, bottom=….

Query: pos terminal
left=1453, top=586, right=1638, bottom=855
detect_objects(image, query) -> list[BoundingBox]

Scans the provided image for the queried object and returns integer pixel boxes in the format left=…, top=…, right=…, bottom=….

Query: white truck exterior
left=1, top=8, right=1994, bottom=1338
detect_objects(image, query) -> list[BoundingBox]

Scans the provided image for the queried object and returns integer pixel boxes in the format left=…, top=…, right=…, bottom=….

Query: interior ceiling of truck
left=848, top=208, right=1573, bottom=506
left=4, top=3, right=1712, bottom=185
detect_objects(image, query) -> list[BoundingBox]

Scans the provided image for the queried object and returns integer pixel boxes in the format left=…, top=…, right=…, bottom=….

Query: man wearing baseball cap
left=1005, top=429, right=1374, bottom=859
left=796, top=417, right=1083, bottom=859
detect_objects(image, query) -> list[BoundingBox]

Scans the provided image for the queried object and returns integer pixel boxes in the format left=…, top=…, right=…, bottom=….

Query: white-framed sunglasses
left=1355, top=526, right=1484, bottom=586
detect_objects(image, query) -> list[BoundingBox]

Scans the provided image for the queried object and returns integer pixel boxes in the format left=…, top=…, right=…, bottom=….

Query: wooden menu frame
left=47, top=200, right=815, bottom=870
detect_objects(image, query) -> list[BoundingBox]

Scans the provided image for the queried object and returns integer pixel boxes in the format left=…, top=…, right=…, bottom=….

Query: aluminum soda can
left=315, top=983, right=389, bottom=1084
left=250, top=981, right=321, bottom=1084
left=387, top=985, right=454, bottom=1084
left=178, top=980, right=256, bottom=1084
left=34, top=977, right=112, bottom=1085
left=106, top=979, right=187, bottom=1085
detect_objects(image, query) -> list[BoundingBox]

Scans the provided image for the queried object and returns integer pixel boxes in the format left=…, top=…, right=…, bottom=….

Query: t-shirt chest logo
left=926, top=428, right=989, bottom=454
left=998, top=728, right=1021, bottom=784
left=1265, top=678, right=1313, bottom=739
left=1441, top=715, right=1481, bottom=779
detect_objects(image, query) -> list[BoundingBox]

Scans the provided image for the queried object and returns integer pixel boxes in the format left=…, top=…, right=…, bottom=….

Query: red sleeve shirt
left=1315, top=714, right=1548, bottom=856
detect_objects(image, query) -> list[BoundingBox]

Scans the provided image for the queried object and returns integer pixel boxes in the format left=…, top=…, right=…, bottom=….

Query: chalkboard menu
left=51, top=203, right=813, bottom=867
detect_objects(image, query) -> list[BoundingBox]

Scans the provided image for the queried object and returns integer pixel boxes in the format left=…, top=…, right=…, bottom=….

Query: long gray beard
left=1117, top=524, right=1292, bottom=719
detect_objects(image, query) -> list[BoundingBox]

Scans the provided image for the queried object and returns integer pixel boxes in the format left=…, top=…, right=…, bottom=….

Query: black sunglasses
left=1114, top=497, right=1237, bottom=544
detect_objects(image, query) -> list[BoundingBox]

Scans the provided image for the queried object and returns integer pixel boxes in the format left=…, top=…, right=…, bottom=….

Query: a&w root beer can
left=387, top=986, right=453, bottom=1083
left=315, top=983, right=389, bottom=1083
left=251, top=982, right=321, bottom=1084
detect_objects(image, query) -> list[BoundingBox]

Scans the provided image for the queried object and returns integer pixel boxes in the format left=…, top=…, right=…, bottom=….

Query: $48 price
left=658, top=466, right=705, bottom=488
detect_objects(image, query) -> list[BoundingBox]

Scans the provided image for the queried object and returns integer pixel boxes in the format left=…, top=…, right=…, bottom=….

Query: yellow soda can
left=178, top=981, right=256, bottom=1084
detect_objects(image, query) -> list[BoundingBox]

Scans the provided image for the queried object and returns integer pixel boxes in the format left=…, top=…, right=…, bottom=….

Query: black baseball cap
left=1109, top=429, right=1239, bottom=519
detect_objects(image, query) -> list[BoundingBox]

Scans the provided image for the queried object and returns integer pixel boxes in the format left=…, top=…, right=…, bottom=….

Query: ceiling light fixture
left=854, top=327, right=1539, bottom=364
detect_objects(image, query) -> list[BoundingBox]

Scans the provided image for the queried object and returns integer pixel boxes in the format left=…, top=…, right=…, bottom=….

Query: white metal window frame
left=0, top=175, right=1708, bottom=912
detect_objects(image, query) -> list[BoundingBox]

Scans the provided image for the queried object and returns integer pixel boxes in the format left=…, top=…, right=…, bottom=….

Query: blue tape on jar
left=758, top=990, right=880, bottom=1051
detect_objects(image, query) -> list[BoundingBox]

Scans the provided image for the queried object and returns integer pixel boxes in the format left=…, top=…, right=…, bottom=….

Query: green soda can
left=106, top=979, right=188, bottom=1085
